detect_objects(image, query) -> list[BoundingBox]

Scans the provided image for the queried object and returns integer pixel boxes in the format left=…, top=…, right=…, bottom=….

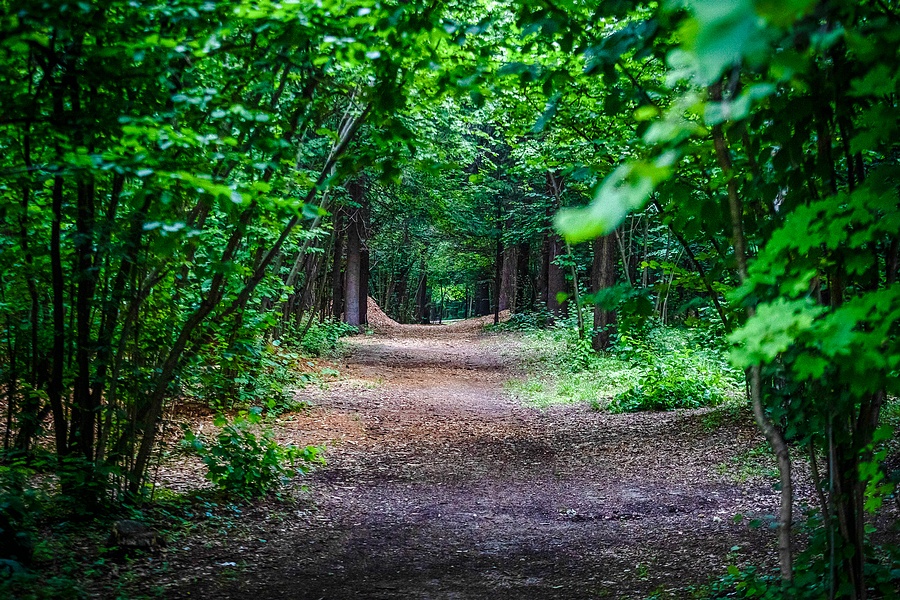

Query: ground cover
left=96, top=324, right=808, bottom=599
left=6, top=321, right=897, bottom=599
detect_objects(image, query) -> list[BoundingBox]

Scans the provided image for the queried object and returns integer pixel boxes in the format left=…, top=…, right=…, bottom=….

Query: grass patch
left=504, top=319, right=743, bottom=412
left=715, top=442, right=779, bottom=483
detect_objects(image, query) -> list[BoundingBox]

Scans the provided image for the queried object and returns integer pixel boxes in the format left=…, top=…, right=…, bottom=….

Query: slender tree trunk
left=474, top=278, right=490, bottom=316
left=711, top=84, right=793, bottom=582
left=537, top=236, right=549, bottom=308
left=415, top=261, right=429, bottom=324
left=493, top=227, right=503, bottom=325
left=359, top=240, right=369, bottom=326
left=546, top=171, right=567, bottom=317
left=516, top=242, right=530, bottom=311
left=330, top=208, right=345, bottom=320
left=344, top=179, right=365, bottom=328
left=49, top=175, right=68, bottom=457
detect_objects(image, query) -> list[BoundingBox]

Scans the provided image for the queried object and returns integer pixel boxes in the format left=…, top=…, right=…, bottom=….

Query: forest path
left=169, top=325, right=776, bottom=599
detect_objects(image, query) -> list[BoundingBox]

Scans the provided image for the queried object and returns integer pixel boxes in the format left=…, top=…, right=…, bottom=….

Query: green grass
left=504, top=321, right=743, bottom=412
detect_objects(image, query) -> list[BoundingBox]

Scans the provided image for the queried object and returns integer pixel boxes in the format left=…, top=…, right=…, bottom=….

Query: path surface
left=165, top=325, right=780, bottom=599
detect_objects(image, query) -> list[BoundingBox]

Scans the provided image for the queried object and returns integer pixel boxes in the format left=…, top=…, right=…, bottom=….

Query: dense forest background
left=1, top=0, right=899, bottom=598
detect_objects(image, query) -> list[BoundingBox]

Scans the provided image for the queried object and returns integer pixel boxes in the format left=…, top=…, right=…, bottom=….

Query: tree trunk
left=591, top=234, right=618, bottom=351
left=344, top=178, right=366, bottom=328
left=49, top=175, right=68, bottom=457
left=547, top=234, right=566, bottom=316
left=474, top=279, right=490, bottom=316
left=537, top=235, right=549, bottom=308
left=344, top=210, right=362, bottom=327
left=359, top=238, right=369, bottom=326
left=499, top=245, right=517, bottom=312
left=711, top=84, right=794, bottom=582
left=516, top=242, right=530, bottom=311
left=415, top=260, right=429, bottom=324
left=493, top=228, right=503, bottom=324
left=330, top=208, right=345, bottom=320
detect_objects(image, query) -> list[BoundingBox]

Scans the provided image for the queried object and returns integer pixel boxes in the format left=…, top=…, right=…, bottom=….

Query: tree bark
left=516, top=242, right=530, bottom=311
left=547, top=234, right=567, bottom=316
left=330, top=208, right=345, bottom=320
left=499, top=245, right=517, bottom=312
left=49, top=175, right=68, bottom=457
left=344, top=181, right=364, bottom=328
left=711, top=83, right=793, bottom=581
left=359, top=239, right=369, bottom=326
left=474, top=278, right=490, bottom=316
left=415, top=260, right=429, bottom=324
left=591, top=234, right=618, bottom=351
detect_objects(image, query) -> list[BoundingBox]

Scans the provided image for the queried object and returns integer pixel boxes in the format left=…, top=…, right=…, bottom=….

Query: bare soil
left=127, top=324, right=795, bottom=599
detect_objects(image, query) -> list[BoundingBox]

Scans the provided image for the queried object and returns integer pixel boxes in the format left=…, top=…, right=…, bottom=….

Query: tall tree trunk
left=545, top=171, right=566, bottom=316
left=499, top=245, right=517, bottom=312
left=359, top=239, right=369, bottom=326
left=591, top=234, right=618, bottom=351
left=344, top=179, right=366, bottom=328
left=712, top=82, right=793, bottom=582
left=415, top=260, right=429, bottom=324
left=493, top=228, right=503, bottom=324
left=49, top=175, right=68, bottom=457
left=537, top=235, right=549, bottom=308
left=547, top=234, right=566, bottom=316
left=516, top=242, right=530, bottom=311
left=591, top=233, right=618, bottom=352
left=474, top=278, right=490, bottom=316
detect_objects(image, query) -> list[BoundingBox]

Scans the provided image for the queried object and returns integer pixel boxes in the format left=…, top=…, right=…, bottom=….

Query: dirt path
left=161, top=325, right=782, bottom=599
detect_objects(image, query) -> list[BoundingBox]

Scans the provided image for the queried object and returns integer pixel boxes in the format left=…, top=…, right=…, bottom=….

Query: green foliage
left=609, top=362, right=724, bottom=413
left=298, top=320, right=359, bottom=357
left=507, top=319, right=741, bottom=411
left=590, top=284, right=656, bottom=337
left=183, top=410, right=324, bottom=499
left=702, top=521, right=900, bottom=599
left=608, top=333, right=729, bottom=413
left=489, top=307, right=555, bottom=331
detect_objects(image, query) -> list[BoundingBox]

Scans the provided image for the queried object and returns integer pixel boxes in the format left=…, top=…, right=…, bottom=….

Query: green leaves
left=555, top=156, right=674, bottom=243
left=672, top=0, right=816, bottom=85
left=729, top=299, right=825, bottom=366
left=674, top=0, right=770, bottom=84
left=184, top=414, right=325, bottom=499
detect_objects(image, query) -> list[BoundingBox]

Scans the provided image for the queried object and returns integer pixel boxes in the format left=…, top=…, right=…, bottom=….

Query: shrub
left=702, top=513, right=900, bottom=599
left=297, top=320, right=358, bottom=356
left=607, top=332, right=731, bottom=413
left=183, top=409, right=324, bottom=498
left=488, top=307, right=555, bottom=331
left=608, top=361, right=725, bottom=413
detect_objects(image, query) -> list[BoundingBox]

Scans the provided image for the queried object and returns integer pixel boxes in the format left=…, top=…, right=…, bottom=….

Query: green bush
left=298, top=320, right=358, bottom=356
left=488, top=307, right=554, bottom=331
left=701, top=514, right=900, bottom=599
left=607, top=332, right=732, bottom=413
left=608, top=361, right=725, bottom=413
left=183, top=409, right=324, bottom=498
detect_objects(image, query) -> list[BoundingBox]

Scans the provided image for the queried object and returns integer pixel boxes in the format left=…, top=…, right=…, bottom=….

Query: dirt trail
left=166, top=325, right=780, bottom=599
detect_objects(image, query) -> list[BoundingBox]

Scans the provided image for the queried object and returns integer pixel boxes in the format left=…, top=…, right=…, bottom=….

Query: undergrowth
left=502, top=315, right=742, bottom=412
left=182, top=408, right=324, bottom=499
left=182, top=319, right=355, bottom=415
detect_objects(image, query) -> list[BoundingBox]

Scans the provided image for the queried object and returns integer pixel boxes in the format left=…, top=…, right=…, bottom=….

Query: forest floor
left=104, top=321, right=815, bottom=600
